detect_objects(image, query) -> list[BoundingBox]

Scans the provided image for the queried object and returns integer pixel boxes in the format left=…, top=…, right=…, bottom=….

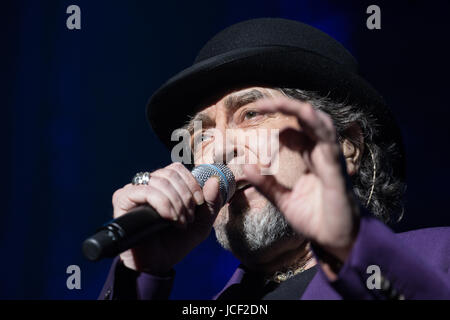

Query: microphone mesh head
left=191, top=164, right=236, bottom=205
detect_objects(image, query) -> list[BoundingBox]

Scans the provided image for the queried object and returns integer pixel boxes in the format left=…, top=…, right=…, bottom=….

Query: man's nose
left=213, top=136, right=238, bottom=164
left=212, top=129, right=245, bottom=164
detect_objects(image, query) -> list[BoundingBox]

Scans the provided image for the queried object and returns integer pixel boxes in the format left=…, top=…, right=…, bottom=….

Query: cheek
left=275, top=146, right=307, bottom=188
left=193, top=146, right=214, bottom=165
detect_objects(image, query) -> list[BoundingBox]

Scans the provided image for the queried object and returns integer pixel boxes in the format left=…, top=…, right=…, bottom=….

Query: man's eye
left=244, top=110, right=259, bottom=120
left=199, top=132, right=213, bottom=142
left=201, top=134, right=210, bottom=142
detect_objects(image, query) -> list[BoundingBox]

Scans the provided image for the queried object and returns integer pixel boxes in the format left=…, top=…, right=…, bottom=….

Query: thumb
left=190, top=176, right=223, bottom=236
left=199, top=176, right=223, bottom=216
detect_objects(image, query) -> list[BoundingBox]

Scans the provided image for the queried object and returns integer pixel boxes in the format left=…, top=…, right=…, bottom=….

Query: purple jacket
left=99, top=215, right=450, bottom=300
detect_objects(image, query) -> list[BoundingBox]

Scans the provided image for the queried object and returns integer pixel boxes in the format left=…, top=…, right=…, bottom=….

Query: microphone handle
left=82, top=204, right=171, bottom=261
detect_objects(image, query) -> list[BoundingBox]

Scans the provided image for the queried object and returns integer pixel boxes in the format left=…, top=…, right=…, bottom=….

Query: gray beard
left=214, top=201, right=296, bottom=260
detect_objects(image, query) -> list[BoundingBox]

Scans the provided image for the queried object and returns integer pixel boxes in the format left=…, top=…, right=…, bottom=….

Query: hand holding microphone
left=82, top=163, right=235, bottom=276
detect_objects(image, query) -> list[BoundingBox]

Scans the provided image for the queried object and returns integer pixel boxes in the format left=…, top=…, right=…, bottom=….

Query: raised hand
left=243, top=97, right=360, bottom=263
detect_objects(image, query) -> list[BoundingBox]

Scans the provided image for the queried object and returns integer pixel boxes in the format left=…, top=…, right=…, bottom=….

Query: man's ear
left=341, top=123, right=364, bottom=176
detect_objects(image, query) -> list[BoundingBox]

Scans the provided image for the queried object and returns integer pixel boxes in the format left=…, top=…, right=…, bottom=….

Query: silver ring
left=132, top=172, right=151, bottom=185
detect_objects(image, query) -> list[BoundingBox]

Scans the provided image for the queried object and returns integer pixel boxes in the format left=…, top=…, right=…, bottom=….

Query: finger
left=151, top=167, right=198, bottom=222
left=309, top=110, right=345, bottom=187
left=202, top=176, right=222, bottom=212
left=147, top=175, right=188, bottom=225
left=315, top=109, right=338, bottom=143
left=113, top=184, right=179, bottom=222
left=242, top=164, right=291, bottom=212
left=253, top=97, right=336, bottom=143
left=112, top=184, right=135, bottom=215
left=168, top=162, right=204, bottom=205
left=311, top=143, right=349, bottom=191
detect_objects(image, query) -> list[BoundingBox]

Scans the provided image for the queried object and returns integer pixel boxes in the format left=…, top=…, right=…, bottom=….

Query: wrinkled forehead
left=183, top=87, right=282, bottom=131
left=204, top=86, right=279, bottom=113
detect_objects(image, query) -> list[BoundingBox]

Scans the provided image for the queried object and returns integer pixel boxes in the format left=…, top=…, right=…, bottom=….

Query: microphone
left=82, top=163, right=235, bottom=261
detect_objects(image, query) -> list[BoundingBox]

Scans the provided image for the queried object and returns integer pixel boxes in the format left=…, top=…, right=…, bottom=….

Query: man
left=99, top=18, right=450, bottom=299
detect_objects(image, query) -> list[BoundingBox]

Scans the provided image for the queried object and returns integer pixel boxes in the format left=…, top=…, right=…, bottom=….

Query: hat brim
left=146, top=46, right=405, bottom=179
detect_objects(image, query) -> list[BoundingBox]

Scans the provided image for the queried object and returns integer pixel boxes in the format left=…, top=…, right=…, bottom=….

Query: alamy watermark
left=366, top=264, right=381, bottom=289
left=66, top=264, right=81, bottom=290
left=170, top=121, right=280, bottom=175
left=366, top=5, right=381, bottom=30
left=66, top=5, right=81, bottom=30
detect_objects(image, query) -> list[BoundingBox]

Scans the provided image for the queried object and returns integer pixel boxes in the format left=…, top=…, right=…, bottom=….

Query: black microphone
left=82, top=163, right=235, bottom=261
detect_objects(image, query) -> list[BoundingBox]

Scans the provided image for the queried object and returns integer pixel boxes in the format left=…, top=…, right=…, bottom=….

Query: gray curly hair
left=277, top=88, right=406, bottom=225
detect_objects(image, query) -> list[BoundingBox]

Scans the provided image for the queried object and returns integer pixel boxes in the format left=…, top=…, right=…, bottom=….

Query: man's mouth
left=228, top=181, right=252, bottom=203
left=236, top=180, right=251, bottom=191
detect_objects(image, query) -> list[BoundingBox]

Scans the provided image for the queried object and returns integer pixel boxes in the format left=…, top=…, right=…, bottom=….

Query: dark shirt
left=216, top=265, right=318, bottom=300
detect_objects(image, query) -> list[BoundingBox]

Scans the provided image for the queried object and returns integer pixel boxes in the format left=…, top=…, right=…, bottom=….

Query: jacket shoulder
left=396, top=225, right=450, bottom=243
left=396, top=226, right=450, bottom=273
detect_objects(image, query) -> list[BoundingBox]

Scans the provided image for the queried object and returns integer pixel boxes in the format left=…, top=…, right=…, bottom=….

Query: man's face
left=189, top=87, right=310, bottom=264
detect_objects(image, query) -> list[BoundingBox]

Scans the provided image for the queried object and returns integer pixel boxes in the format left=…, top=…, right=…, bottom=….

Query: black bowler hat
left=146, top=17, right=405, bottom=180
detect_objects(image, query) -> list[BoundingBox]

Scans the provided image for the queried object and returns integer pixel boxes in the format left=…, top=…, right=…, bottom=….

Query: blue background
left=2, top=0, right=450, bottom=299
